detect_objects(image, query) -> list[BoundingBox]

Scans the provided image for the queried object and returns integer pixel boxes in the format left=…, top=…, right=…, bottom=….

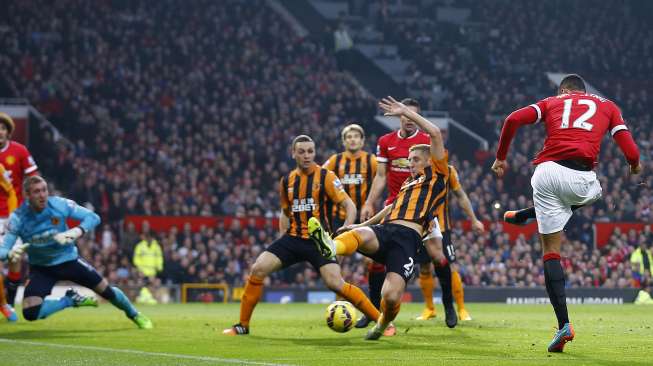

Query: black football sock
left=6, top=273, right=21, bottom=306
left=543, top=253, right=569, bottom=329
left=434, top=263, right=453, bottom=308
left=514, top=205, right=581, bottom=224
left=368, top=270, right=384, bottom=309
left=516, top=207, right=536, bottom=222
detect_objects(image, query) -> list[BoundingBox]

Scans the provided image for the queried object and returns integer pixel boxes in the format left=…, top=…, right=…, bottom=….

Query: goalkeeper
left=0, top=175, right=152, bottom=328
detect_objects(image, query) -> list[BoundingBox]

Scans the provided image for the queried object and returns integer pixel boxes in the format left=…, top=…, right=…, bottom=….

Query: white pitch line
left=0, top=338, right=297, bottom=366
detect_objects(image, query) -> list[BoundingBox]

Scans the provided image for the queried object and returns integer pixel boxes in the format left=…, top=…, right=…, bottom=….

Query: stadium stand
left=0, top=0, right=651, bottom=291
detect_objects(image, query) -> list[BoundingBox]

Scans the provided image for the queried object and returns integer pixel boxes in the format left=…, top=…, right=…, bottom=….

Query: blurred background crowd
left=0, top=0, right=651, bottom=293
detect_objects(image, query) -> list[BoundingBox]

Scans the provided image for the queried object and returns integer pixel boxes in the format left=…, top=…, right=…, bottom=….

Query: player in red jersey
left=354, top=98, right=430, bottom=331
left=492, top=75, right=641, bottom=352
left=0, top=112, right=39, bottom=321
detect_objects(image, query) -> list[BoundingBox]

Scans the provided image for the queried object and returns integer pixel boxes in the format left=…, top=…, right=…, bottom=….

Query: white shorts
left=531, top=161, right=602, bottom=234
left=423, top=218, right=443, bottom=241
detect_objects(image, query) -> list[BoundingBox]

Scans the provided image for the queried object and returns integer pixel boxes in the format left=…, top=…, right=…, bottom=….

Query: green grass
left=0, top=303, right=651, bottom=365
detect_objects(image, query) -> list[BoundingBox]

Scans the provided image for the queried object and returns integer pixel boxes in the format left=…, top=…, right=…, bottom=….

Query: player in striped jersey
left=416, top=164, right=484, bottom=327
left=224, top=135, right=380, bottom=335
left=309, top=97, right=448, bottom=340
left=323, top=124, right=377, bottom=230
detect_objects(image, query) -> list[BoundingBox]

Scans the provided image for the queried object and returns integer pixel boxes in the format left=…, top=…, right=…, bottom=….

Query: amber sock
left=239, top=275, right=264, bottom=327
left=451, top=270, right=466, bottom=311
left=419, top=272, right=434, bottom=310
left=380, top=298, right=401, bottom=324
left=338, top=282, right=380, bottom=322
left=334, top=230, right=363, bottom=256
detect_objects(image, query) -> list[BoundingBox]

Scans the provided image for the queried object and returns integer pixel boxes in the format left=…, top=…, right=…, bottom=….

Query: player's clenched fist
left=360, top=203, right=375, bottom=221
left=630, top=163, right=642, bottom=175
left=491, top=159, right=507, bottom=177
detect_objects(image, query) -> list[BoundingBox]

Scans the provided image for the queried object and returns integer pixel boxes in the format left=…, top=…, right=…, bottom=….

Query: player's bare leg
left=355, top=258, right=383, bottom=328
left=309, top=219, right=395, bottom=336
left=319, top=263, right=380, bottom=325
left=224, top=251, right=281, bottom=335
left=541, top=231, right=574, bottom=352
left=365, top=272, right=404, bottom=340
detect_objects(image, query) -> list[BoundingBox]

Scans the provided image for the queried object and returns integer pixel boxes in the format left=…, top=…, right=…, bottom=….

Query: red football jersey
left=376, top=130, right=431, bottom=205
left=532, top=92, right=626, bottom=167
left=0, top=141, right=38, bottom=217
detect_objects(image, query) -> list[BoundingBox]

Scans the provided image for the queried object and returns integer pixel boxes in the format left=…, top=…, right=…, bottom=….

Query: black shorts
left=367, top=223, right=421, bottom=283
left=441, top=231, right=455, bottom=262
left=24, top=258, right=104, bottom=299
left=266, top=234, right=336, bottom=270
left=416, top=231, right=455, bottom=264
left=330, top=216, right=346, bottom=234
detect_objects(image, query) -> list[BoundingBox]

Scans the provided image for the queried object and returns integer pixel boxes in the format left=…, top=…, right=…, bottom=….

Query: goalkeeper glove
left=8, top=243, right=29, bottom=262
left=53, top=227, right=84, bottom=245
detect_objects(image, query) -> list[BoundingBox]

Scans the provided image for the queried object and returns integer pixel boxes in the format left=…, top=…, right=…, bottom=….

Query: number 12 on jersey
left=561, top=99, right=596, bottom=131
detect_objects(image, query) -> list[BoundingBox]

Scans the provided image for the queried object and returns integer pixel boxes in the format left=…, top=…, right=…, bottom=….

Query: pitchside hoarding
left=247, top=287, right=639, bottom=304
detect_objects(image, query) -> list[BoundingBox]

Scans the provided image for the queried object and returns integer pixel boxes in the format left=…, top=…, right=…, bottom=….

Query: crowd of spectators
left=1, top=0, right=651, bottom=293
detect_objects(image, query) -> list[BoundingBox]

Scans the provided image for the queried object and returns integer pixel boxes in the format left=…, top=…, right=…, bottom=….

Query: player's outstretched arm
left=339, top=196, right=357, bottom=227
left=608, top=103, right=641, bottom=174
left=336, top=204, right=392, bottom=235
left=612, top=130, right=641, bottom=175
left=453, top=187, right=484, bottom=233
left=53, top=198, right=101, bottom=245
left=493, top=105, right=540, bottom=177
left=64, top=198, right=101, bottom=233
left=379, top=96, right=445, bottom=161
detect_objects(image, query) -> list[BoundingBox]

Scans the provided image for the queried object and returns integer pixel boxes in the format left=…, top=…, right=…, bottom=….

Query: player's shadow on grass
left=6, top=328, right=134, bottom=339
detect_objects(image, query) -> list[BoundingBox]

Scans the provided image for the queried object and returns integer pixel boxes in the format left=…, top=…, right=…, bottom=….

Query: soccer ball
left=325, top=301, right=357, bottom=333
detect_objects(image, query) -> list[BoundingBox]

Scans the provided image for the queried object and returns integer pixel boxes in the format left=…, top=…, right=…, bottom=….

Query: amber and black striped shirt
left=323, top=151, right=377, bottom=222
left=433, top=165, right=461, bottom=232
left=383, top=156, right=449, bottom=230
left=280, top=163, right=348, bottom=239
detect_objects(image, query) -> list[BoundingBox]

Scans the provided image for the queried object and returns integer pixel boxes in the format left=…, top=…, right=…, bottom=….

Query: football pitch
left=0, top=303, right=650, bottom=365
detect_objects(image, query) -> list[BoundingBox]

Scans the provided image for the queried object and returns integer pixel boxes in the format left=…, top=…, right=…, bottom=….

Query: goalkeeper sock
left=106, top=286, right=139, bottom=318
left=37, top=298, right=74, bottom=319
left=543, top=253, right=569, bottom=329
left=418, top=272, right=434, bottom=311
left=451, top=270, right=466, bottom=311
left=334, top=231, right=362, bottom=256
left=338, top=282, right=379, bottom=322
left=240, top=275, right=264, bottom=327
